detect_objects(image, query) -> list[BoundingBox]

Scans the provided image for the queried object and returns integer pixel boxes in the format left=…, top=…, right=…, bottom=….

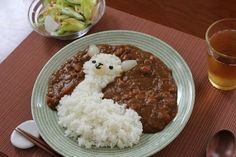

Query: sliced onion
left=44, top=16, right=60, bottom=33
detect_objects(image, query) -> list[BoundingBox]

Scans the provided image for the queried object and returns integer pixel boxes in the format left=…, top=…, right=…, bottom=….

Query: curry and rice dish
left=46, top=44, right=178, bottom=148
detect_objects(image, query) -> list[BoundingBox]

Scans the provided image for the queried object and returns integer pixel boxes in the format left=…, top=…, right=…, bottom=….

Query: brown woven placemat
left=0, top=7, right=235, bottom=157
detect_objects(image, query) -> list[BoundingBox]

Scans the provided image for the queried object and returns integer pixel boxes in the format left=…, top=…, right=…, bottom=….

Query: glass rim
left=205, top=18, right=236, bottom=60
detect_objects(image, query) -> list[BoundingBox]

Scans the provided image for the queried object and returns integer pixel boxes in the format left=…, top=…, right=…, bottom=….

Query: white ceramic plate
left=31, top=30, right=195, bottom=157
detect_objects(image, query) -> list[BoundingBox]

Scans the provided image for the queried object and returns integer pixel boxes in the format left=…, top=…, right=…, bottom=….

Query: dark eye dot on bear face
left=109, top=66, right=113, bottom=70
left=92, top=60, right=96, bottom=64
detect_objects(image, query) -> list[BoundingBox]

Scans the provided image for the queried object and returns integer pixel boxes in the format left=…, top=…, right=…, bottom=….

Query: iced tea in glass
left=206, top=18, right=236, bottom=90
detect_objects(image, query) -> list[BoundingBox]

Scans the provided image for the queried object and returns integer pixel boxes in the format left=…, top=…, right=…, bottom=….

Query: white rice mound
left=57, top=94, right=143, bottom=149
left=57, top=52, right=143, bottom=149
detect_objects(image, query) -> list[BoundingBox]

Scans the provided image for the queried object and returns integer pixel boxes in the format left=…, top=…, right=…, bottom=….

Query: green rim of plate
left=31, top=30, right=195, bottom=157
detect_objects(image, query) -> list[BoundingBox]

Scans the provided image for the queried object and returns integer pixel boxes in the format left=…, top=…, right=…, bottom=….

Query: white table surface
left=0, top=0, right=32, bottom=63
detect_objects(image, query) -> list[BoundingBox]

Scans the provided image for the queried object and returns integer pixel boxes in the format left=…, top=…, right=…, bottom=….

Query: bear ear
left=121, top=60, right=137, bottom=71
left=88, top=45, right=99, bottom=57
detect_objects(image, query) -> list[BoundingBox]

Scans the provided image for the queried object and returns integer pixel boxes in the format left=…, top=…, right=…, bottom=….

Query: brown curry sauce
left=47, top=45, right=177, bottom=133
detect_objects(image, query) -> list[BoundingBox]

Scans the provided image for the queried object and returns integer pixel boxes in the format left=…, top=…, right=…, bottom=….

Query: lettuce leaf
left=58, top=6, right=84, bottom=20
left=80, top=0, right=96, bottom=20
left=56, top=18, right=86, bottom=34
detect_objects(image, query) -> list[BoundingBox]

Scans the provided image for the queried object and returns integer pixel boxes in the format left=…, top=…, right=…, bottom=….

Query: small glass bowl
left=28, top=0, right=106, bottom=40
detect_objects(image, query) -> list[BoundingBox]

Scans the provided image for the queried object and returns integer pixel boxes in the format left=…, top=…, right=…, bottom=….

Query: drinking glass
left=206, top=18, right=236, bottom=90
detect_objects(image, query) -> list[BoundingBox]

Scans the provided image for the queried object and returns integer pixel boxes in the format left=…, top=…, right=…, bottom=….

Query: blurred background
left=107, top=0, right=236, bottom=38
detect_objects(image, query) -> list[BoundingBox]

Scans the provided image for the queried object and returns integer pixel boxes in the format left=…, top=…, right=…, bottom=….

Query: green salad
left=37, top=0, right=97, bottom=35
